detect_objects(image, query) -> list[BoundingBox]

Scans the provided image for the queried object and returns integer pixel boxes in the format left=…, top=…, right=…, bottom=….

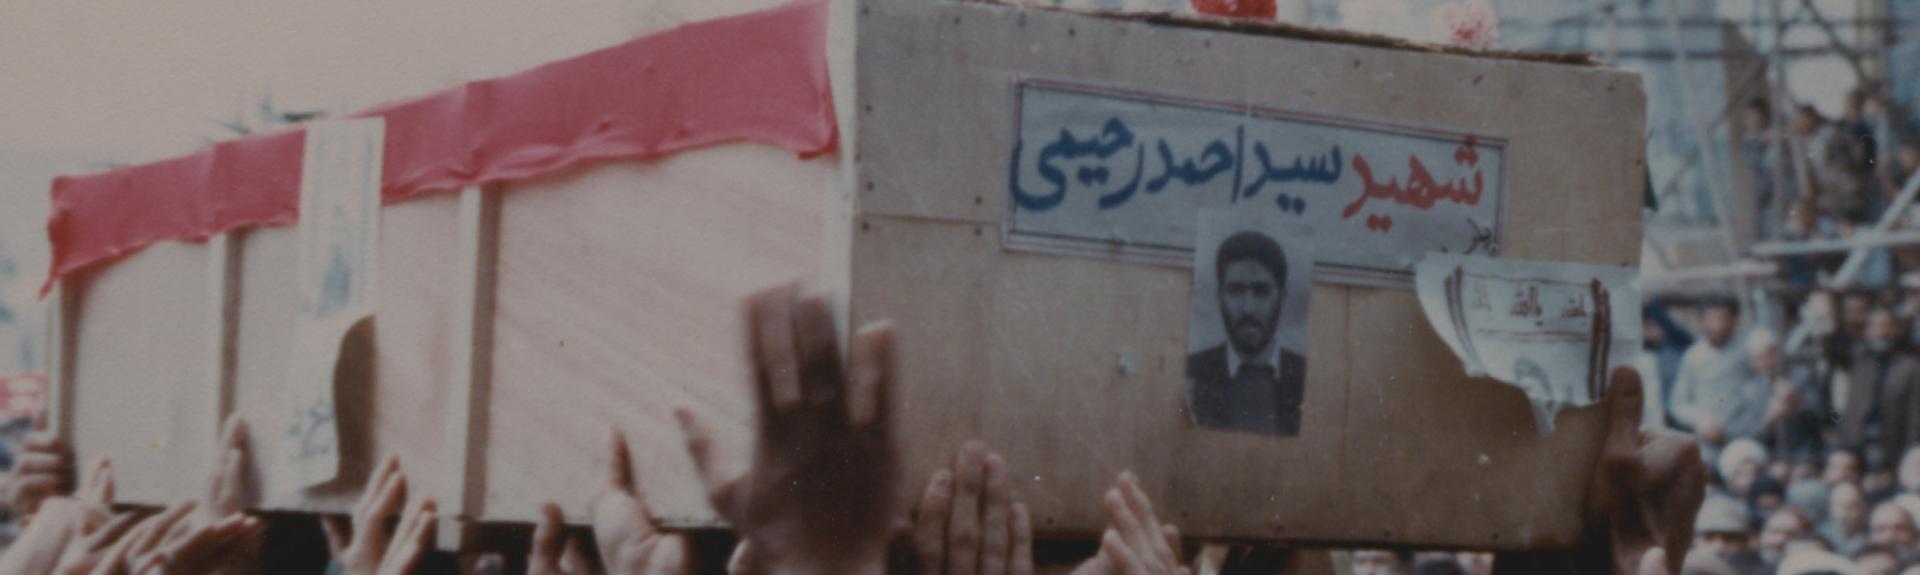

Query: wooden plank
left=438, top=185, right=502, bottom=551
left=849, top=0, right=1645, bottom=548
left=45, top=283, right=74, bottom=445
left=206, top=231, right=243, bottom=454
left=67, top=242, right=215, bottom=506
left=228, top=194, right=462, bottom=513
left=481, top=147, right=835, bottom=526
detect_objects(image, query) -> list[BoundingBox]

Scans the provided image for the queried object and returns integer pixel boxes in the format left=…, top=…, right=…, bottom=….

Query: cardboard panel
left=849, top=0, right=1645, bottom=548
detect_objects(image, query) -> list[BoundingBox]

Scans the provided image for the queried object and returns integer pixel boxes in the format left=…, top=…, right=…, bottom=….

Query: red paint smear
left=1190, top=0, right=1277, bottom=20
left=43, top=0, right=836, bottom=296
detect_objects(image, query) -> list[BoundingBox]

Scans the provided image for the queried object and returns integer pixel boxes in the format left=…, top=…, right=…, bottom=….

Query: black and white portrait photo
left=1186, top=210, right=1314, bottom=437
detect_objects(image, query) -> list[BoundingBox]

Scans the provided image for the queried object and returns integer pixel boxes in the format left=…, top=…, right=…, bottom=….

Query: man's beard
left=1228, top=314, right=1275, bottom=355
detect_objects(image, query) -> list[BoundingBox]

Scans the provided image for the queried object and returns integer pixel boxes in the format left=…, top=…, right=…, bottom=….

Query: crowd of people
left=1636, top=280, right=1920, bottom=574
left=1745, top=85, right=1920, bottom=261
left=0, top=285, right=1704, bottom=574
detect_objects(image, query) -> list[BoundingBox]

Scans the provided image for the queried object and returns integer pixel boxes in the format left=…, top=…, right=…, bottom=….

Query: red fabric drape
left=45, top=0, right=836, bottom=295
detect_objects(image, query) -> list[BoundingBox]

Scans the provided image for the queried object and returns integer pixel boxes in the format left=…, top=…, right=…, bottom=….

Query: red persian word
left=1341, top=140, right=1485, bottom=225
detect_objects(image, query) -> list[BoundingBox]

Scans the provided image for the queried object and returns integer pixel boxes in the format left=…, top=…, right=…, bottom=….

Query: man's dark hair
left=1214, top=231, right=1288, bottom=289
left=1699, top=295, right=1740, bottom=318
left=1747, top=97, right=1771, bottom=116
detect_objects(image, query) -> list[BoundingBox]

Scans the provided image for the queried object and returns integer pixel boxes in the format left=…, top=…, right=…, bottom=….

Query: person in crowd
left=1793, top=456, right=1825, bottom=484
left=1757, top=508, right=1814, bottom=570
left=1644, top=302, right=1697, bottom=430
left=1869, top=502, right=1920, bottom=553
left=1840, top=308, right=1920, bottom=471
left=1779, top=201, right=1841, bottom=289
left=1724, top=440, right=1771, bottom=501
left=1898, top=448, right=1920, bottom=498
left=1753, top=478, right=1791, bottom=527
left=1745, top=329, right=1827, bottom=457
left=1844, top=292, right=1881, bottom=348
left=1840, top=89, right=1884, bottom=215
left=1824, top=482, right=1871, bottom=556
left=1745, top=97, right=1786, bottom=240
left=1785, top=478, right=1830, bottom=526
left=1672, top=298, right=1749, bottom=443
left=1692, top=495, right=1763, bottom=573
left=1777, top=549, right=1859, bottom=575
left=1801, top=104, right=1873, bottom=224
left=1858, top=543, right=1902, bottom=575
left=1782, top=533, right=1837, bottom=558
left=1831, top=451, right=1868, bottom=488
left=1352, top=550, right=1411, bottom=575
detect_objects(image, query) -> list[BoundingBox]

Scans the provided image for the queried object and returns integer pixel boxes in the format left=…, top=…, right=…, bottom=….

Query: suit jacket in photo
left=1186, top=344, right=1306, bottom=436
left=1840, top=347, right=1920, bottom=462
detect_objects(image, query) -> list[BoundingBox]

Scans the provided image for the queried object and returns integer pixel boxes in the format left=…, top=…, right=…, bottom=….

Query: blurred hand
left=155, top=417, right=259, bottom=575
left=588, top=429, right=688, bottom=575
left=913, top=441, right=1033, bottom=575
left=122, top=504, right=263, bottom=575
left=0, top=456, right=110, bottom=575
left=53, top=510, right=139, bottom=575
left=1067, top=473, right=1186, bottom=575
left=51, top=459, right=123, bottom=575
left=320, top=456, right=438, bottom=575
left=2, top=496, right=106, bottom=575
left=85, top=501, right=195, bottom=575
left=528, top=503, right=598, bottom=575
left=7, top=415, right=73, bottom=517
left=1586, top=368, right=1708, bottom=575
left=677, top=285, right=899, bottom=575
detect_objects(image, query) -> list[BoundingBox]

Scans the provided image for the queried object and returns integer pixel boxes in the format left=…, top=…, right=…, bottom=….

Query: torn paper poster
left=280, top=119, right=385, bottom=488
left=1414, top=253, right=1639, bottom=436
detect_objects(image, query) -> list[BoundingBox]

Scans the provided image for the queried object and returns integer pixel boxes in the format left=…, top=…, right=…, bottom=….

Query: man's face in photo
left=1219, top=259, right=1283, bottom=356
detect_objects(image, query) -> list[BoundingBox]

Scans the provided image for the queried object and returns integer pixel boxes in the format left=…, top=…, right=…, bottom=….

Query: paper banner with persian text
left=1005, top=81, right=1506, bottom=287
left=280, top=119, right=385, bottom=488
left=1414, top=253, right=1640, bottom=435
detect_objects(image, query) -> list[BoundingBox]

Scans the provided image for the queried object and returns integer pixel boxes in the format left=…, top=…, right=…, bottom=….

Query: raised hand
left=94, top=500, right=199, bottom=575
left=1492, top=368, right=1709, bottom=575
left=587, top=429, right=688, bottom=575
left=320, top=455, right=438, bottom=575
left=528, top=503, right=597, bottom=575
left=677, top=285, right=900, bottom=575
left=1586, top=368, right=1707, bottom=575
left=126, top=512, right=264, bottom=575
left=1068, top=473, right=1187, bottom=575
left=50, top=460, right=125, bottom=575
left=157, top=416, right=259, bottom=575
left=8, top=414, right=73, bottom=517
left=913, top=441, right=1033, bottom=575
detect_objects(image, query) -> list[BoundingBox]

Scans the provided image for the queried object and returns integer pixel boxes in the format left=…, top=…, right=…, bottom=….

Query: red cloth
left=45, top=0, right=836, bottom=295
left=1189, top=0, right=1277, bottom=20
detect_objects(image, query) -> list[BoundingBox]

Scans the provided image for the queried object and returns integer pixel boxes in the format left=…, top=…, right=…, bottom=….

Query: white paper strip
left=281, top=118, right=385, bottom=488
left=1414, top=253, right=1640, bottom=435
